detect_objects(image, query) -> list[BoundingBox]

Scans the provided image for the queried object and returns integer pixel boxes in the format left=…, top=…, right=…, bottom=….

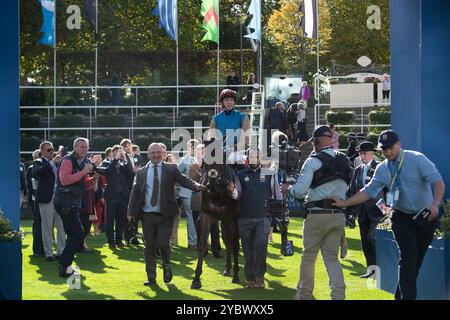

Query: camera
left=90, top=163, right=107, bottom=175
left=277, top=140, right=301, bottom=176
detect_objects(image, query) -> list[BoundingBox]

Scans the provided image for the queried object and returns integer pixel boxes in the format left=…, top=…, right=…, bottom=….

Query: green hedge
left=20, top=114, right=41, bottom=128
left=180, top=112, right=211, bottom=127
left=136, top=112, right=167, bottom=127
left=96, top=114, right=125, bottom=127
left=326, top=111, right=355, bottom=125
left=368, top=108, right=391, bottom=134
left=55, top=114, right=83, bottom=127
left=20, top=135, right=42, bottom=152
left=90, top=135, right=126, bottom=152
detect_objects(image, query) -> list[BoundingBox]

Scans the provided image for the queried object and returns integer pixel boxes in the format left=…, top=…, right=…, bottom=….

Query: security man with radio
left=332, top=130, right=445, bottom=300
left=348, top=141, right=384, bottom=278
left=281, top=125, right=353, bottom=300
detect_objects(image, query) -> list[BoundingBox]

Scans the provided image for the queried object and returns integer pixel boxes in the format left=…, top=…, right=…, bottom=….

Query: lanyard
left=388, top=153, right=405, bottom=191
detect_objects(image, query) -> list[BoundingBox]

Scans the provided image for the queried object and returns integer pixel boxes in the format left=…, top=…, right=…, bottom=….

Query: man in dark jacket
left=348, top=141, right=384, bottom=278
left=32, top=141, right=66, bottom=261
left=128, top=143, right=204, bottom=286
left=28, top=149, right=45, bottom=256
left=103, top=145, right=134, bottom=248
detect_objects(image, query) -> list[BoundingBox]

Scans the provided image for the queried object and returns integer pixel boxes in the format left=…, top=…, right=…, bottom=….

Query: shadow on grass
left=28, top=255, right=64, bottom=285
left=136, top=283, right=200, bottom=300
left=76, top=250, right=119, bottom=274
left=61, top=279, right=116, bottom=300
left=200, top=278, right=297, bottom=300
left=341, top=259, right=366, bottom=276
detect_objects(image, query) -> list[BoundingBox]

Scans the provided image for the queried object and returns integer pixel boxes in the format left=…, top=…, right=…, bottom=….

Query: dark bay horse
left=190, top=150, right=241, bottom=290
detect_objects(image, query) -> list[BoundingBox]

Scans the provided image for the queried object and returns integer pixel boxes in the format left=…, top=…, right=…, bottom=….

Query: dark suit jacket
left=26, top=165, right=35, bottom=204
left=103, top=158, right=134, bottom=201
left=128, top=161, right=201, bottom=220
left=32, top=158, right=56, bottom=204
left=349, top=159, right=384, bottom=221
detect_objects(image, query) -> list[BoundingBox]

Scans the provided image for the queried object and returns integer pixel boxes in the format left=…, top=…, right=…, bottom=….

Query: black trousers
left=54, top=205, right=84, bottom=268
left=238, top=217, right=271, bottom=281
left=357, top=205, right=383, bottom=267
left=31, top=200, right=45, bottom=256
left=79, top=214, right=91, bottom=240
left=193, top=210, right=222, bottom=254
left=142, top=213, right=174, bottom=281
left=391, top=210, right=437, bottom=300
left=382, top=90, right=390, bottom=99
left=105, top=198, right=127, bottom=244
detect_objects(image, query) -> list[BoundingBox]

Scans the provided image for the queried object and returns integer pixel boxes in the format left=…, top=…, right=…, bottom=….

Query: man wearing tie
left=128, top=143, right=205, bottom=286
left=348, top=141, right=384, bottom=278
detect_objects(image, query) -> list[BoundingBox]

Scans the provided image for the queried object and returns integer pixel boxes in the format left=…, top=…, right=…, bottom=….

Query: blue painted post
left=391, top=0, right=450, bottom=198
left=0, top=0, right=21, bottom=300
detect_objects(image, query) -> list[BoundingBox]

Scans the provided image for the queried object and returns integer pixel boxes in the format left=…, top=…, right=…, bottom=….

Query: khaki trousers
left=297, top=213, right=346, bottom=300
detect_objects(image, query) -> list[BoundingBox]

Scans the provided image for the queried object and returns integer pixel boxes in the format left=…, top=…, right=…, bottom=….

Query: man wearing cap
left=281, top=125, right=353, bottom=300
left=332, top=130, right=445, bottom=300
left=348, top=141, right=385, bottom=278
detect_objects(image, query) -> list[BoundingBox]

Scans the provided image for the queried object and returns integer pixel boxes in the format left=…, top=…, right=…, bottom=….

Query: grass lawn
left=21, top=217, right=393, bottom=300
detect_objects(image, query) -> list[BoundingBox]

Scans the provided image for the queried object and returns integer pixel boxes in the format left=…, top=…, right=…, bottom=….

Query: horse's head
left=202, top=138, right=230, bottom=193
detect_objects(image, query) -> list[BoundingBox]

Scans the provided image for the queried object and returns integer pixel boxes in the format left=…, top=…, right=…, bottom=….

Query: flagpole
left=316, top=0, right=320, bottom=102
left=94, top=0, right=98, bottom=132
left=53, top=0, right=56, bottom=120
left=174, top=0, right=179, bottom=149
left=216, top=0, right=220, bottom=105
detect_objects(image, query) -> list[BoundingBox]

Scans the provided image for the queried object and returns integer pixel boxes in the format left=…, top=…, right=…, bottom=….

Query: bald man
left=128, top=143, right=205, bottom=286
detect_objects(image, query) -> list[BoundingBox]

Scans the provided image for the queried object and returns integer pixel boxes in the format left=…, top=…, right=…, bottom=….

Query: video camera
left=277, top=140, right=301, bottom=176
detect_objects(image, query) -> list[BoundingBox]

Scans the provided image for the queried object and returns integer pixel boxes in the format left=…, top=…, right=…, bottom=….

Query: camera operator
left=281, top=125, right=352, bottom=300
left=53, top=138, right=94, bottom=277
left=103, top=145, right=134, bottom=249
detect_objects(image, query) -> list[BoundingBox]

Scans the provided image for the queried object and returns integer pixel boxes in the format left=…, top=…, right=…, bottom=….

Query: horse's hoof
left=232, top=277, right=240, bottom=284
left=222, top=270, right=232, bottom=277
left=191, top=281, right=202, bottom=290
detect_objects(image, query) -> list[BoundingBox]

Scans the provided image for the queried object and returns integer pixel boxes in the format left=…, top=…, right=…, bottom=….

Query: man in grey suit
left=128, top=143, right=205, bottom=286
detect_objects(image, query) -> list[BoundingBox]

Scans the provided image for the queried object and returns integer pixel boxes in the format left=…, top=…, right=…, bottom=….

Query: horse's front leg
left=191, top=213, right=211, bottom=290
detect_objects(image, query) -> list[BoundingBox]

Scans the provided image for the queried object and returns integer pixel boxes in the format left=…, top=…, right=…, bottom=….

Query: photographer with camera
left=281, top=125, right=353, bottom=300
left=53, top=138, right=94, bottom=277
left=103, top=145, right=134, bottom=249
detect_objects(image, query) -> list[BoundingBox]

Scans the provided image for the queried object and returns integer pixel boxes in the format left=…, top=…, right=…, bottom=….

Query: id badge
left=386, top=192, right=394, bottom=206
left=394, top=189, right=400, bottom=201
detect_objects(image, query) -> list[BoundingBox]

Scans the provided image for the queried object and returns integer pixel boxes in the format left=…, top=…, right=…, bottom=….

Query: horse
left=190, top=145, right=241, bottom=289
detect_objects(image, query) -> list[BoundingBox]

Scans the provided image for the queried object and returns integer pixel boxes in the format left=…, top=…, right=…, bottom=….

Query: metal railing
left=314, top=102, right=391, bottom=133
left=19, top=84, right=265, bottom=156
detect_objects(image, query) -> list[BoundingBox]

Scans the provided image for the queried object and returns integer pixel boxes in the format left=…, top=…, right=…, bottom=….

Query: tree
left=325, top=0, right=390, bottom=68
left=266, top=0, right=331, bottom=77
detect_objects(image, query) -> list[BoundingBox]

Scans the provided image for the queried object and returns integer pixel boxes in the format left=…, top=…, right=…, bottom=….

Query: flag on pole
left=84, top=0, right=98, bottom=41
left=38, top=0, right=55, bottom=46
left=200, top=0, right=219, bottom=44
left=152, top=0, right=178, bottom=41
left=244, top=0, right=261, bottom=43
left=301, top=0, right=318, bottom=39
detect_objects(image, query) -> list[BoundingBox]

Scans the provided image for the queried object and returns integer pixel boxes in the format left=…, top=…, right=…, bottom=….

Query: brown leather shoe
left=245, top=280, right=255, bottom=289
